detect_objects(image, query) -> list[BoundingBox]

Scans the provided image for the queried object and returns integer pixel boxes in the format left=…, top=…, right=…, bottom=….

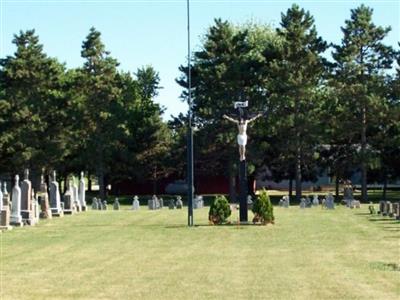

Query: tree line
left=175, top=4, right=399, bottom=202
left=1, top=4, right=399, bottom=201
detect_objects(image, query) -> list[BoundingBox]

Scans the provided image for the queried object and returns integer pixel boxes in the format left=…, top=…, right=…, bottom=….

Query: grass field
left=1, top=205, right=399, bottom=300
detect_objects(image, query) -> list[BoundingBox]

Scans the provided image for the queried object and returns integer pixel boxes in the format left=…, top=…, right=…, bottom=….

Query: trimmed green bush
left=252, top=189, right=274, bottom=224
left=208, top=195, right=231, bottom=224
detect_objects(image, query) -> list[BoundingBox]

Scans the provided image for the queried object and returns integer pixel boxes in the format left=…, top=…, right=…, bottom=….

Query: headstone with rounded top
left=0, top=181, right=12, bottom=230
left=38, top=175, right=52, bottom=219
left=78, top=171, right=87, bottom=211
left=10, top=175, right=23, bottom=226
left=132, top=196, right=140, bottom=210
left=49, top=171, right=63, bottom=217
left=176, top=196, right=183, bottom=209
left=63, top=180, right=75, bottom=215
left=21, top=169, right=34, bottom=225
left=113, top=198, right=120, bottom=210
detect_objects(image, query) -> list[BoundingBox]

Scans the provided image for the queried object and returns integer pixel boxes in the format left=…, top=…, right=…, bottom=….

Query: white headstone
left=0, top=181, right=3, bottom=211
left=49, top=171, right=62, bottom=215
left=78, top=172, right=87, bottom=211
left=132, top=196, right=140, bottom=210
left=312, top=195, right=319, bottom=206
left=10, top=175, right=23, bottom=225
left=21, top=169, right=33, bottom=224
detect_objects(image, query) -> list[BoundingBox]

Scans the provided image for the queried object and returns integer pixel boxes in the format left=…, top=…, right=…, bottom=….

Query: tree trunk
left=382, top=172, right=387, bottom=201
left=98, top=171, right=105, bottom=199
left=289, top=177, right=293, bottom=201
left=153, top=166, right=158, bottom=195
left=361, top=104, right=367, bottom=202
left=88, top=172, right=92, bottom=192
left=335, top=176, right=340, bottom=202
left=295, top=145, right=302, bottom=202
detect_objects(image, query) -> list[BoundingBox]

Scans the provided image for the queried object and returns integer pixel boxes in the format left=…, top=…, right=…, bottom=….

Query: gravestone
left=78, top=172, right=87, bottom=211
left=113, top=198, right=120, bottom=210
left=72, top=177, right=81, bottom=212
left=247, top=195, right=253, bottom=210
left=32, top=190, right=40, bottom=225
left=63, top=180, right=75, bottom=215
left=10, top=175, right=23, bottom=226
left=49, top=171, right=63, bottom=217
left=92, top=197, right=98, bottom=210
left=279, top=196, right=289, bottom=208
left=343, top=183, right=354, bottom=207
left=159, top=198, right=164, bottom=209
left=325, top=193, right=335, bottom=209
left=102, top=200, right=108, bottom=210
left=132, top=196, right=140, bottom=210
left=305, top=196, right=312, bottom=208
left=194, top=195, right=204, bottom=209
left=148, top=195, right=157, bottom=210
left=368, top=202, right=376, bottom=214
left=379, top=201, right=385, bottom=214
left=21, top=169, right=34, bottom=225
left=391, top=202, right=399, bottom=219
left=394, top=202, right=400, bottom=220
left=385, top=201, right=393, bottom=217
left=299, top=198, right=306, bottom=209
left=168, top=198, right=176, bottom=209
left=98, top=199, right=103, bottom=210
left=0, top=181, right=12, bottom=230
left=38, top=175, right=52, bottom=219
left=176, top=196, right=183, bottom=209
left=350, top=200, right=361, bottom=209
left=3, top=183, right=10, bottom=212
left=312, top=195, right=319, bottom=206
left=0, top=181, right=3, bottom=211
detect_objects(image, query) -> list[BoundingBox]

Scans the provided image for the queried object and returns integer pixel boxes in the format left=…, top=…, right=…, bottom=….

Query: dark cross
left=223, top=101, right=266, bottom=222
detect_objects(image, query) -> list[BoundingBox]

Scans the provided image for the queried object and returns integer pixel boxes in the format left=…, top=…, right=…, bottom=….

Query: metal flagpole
left=187, top=0, right=194, bottom=227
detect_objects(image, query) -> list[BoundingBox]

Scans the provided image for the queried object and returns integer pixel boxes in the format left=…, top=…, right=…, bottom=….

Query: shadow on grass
left=164, top=223, right=270, bottom=229
left=355, top=213, right=371, bottom=216
left=368, top=218, right=397, bottom=222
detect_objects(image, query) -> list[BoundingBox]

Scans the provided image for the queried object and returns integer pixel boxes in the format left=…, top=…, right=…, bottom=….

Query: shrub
left=209, top=195, right=231, bottom=224
left=252, top=189, right=274, bottom=225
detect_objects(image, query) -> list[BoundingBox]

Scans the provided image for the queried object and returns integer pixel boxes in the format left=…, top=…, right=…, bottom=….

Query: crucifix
left=223, top=99, right=265, bottom=222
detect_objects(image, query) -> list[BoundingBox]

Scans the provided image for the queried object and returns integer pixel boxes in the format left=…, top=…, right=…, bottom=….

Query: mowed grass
left=1, top=205, right=399, bottom=300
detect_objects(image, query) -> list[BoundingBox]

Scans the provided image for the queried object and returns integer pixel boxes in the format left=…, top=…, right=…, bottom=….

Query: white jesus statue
left=223, top=113, right=262, bottom=161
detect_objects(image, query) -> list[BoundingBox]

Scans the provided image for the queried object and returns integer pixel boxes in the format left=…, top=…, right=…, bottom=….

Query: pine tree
left=79, top=27, right=121, bottom=198
left=0, top=30, right=67, bottom=183
left=268, top=4, right=327, bottom=202
left=332, top=5, right=395, bottom=201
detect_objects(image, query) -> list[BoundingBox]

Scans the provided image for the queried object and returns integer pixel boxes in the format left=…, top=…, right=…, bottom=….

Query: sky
left=1, top=0, right=399, bottom=120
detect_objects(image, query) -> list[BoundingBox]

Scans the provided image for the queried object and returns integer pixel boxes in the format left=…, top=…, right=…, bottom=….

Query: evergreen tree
left=79, top=27, right=121, bottom=198
left=0, top=30, right=67, bottom=185
left=268, top=5, right=327, bottom=201
left=332, top=5, right=395, bottom=201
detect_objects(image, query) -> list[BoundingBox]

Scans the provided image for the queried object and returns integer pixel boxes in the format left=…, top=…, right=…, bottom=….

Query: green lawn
left=1, top=205, right=399, bottom=300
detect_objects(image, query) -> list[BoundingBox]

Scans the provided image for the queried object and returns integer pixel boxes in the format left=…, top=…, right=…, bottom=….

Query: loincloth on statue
left=237, top=134, right=247, bottom=146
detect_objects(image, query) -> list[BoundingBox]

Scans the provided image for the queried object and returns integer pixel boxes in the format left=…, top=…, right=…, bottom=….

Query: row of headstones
left=90, top=195, right=205, bottom=211
left=0, top=170, right=87, bottom=231
left=374, top=201, right=400, bottom=220
left=278, top=193, right=361, bottom=210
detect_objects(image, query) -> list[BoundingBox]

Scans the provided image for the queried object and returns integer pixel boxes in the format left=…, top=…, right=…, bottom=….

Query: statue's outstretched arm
left=223, top=114, right=238, bottom=124
left=247, top=113, right=263, bottom=123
